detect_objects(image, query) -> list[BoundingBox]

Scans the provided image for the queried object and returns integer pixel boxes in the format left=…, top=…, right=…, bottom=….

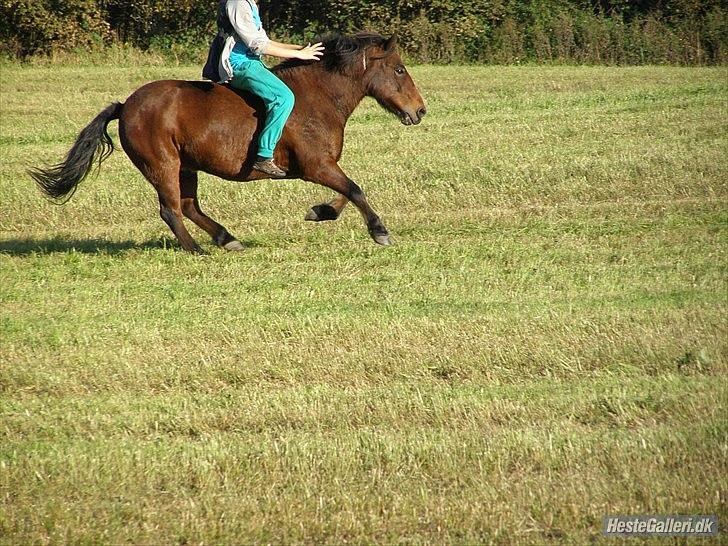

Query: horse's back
left=124, top=79, right=243, bottom=103
left=122, top=79, right=258, bottom=130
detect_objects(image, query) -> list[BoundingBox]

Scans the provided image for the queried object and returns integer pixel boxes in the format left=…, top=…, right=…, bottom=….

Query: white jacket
left=217, top=0, right=270, bottom=82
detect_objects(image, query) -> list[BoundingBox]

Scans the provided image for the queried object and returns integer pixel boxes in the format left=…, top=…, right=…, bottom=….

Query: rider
left=204, top=0, right=324, bottom=177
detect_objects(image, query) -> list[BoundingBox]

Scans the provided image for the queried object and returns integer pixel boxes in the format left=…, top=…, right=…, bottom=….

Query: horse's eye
left=395, top=66, right=406, bottom=76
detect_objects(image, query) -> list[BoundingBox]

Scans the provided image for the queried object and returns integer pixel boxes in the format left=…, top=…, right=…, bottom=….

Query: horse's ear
left=370, top=34, right=399, bottom=60
left=384, top=34, right=398, bottom=53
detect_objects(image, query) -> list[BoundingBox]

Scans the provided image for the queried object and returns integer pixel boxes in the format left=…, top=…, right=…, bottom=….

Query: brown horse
left=30, top=33, right=426, bottom=253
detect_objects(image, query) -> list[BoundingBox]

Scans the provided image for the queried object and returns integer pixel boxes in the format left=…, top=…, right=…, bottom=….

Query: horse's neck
left=280, top=67, right=365, bottom=122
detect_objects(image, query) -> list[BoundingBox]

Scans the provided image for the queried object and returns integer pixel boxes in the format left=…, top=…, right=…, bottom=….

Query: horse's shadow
left=0, top=236, right=264, bottom=256
left=0, top=237, right=175, bottom=256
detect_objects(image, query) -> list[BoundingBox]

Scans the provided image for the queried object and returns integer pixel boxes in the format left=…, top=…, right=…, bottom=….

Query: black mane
left=274, top=32, right=388, bottom=74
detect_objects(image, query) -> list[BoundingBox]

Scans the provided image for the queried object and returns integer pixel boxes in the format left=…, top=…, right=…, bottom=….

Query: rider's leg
left=230, top=60, right=294, bottom=177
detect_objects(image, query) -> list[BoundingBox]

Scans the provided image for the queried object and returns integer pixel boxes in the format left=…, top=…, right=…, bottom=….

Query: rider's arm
left=227, top=2, right=323, bottom=61
left=267, top=40, right=301, bottom=51
left=263, top=42, right=324, bottom=60
left=227, top=0, right=270, bottom=56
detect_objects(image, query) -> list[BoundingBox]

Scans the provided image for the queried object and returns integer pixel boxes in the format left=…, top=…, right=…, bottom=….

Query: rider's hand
left=296, top=42, right=324, bottom=61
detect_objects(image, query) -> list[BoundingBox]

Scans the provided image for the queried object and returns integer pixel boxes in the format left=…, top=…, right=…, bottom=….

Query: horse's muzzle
left=401, top=106, right=427, bottom=126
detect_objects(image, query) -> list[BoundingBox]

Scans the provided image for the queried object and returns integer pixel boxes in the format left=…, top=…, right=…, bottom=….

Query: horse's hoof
left=223, top=240, right=245, bottom=251
left=372, top=232, right=392, bottom=246
left=305, top=204, right=338, bottom=222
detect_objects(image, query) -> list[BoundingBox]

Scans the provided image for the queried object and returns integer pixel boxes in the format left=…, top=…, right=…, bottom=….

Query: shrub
left=1, top=0, right=726, bottom=64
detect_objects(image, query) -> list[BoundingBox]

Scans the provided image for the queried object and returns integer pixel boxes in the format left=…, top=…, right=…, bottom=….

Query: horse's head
left=363, top=35, right=426, bottom=126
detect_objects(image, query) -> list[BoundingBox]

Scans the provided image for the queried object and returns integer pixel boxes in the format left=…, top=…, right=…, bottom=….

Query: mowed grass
left=1, top=62, right=727, bottom=544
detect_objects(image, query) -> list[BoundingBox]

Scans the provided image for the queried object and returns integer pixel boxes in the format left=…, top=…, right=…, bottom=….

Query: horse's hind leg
left=151, top=166, right=203, bottom=253
left=304, top=194, right=349, bottom=222
left=179, top=170, right=244, bottom=251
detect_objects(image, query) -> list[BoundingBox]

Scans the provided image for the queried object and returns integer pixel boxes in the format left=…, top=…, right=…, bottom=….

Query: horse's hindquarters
left=119, top=80, right=260, bottom=181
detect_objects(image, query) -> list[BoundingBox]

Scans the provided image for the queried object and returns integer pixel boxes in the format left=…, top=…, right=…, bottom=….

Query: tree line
left=1, top=0, right=725, bottom=64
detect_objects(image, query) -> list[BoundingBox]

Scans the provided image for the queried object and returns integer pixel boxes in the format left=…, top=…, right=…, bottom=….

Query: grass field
left=1, top=62, right=727, bottom=544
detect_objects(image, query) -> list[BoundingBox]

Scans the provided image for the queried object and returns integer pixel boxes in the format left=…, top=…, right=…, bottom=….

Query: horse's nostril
left=417, top=107, right=427, bottom=118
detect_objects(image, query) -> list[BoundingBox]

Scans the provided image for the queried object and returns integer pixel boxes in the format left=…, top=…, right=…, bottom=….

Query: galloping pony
left=30, top=33, right=426, bottom=252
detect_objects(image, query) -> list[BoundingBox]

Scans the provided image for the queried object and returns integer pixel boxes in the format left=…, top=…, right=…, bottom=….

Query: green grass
left=1, top=63, right=727, bottom=544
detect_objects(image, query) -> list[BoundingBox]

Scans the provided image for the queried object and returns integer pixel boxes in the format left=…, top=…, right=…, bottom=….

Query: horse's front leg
left=305, top=163, right=390, bottom=246
left=304, top=194, right=349, bottom=222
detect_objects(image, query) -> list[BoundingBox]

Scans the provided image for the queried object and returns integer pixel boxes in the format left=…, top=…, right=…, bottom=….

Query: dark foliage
left=1, top=0, right=725, bottom=64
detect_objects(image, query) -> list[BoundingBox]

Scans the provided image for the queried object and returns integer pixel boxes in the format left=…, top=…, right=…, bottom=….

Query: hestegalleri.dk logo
left=602, top=515, right=718, bottom=537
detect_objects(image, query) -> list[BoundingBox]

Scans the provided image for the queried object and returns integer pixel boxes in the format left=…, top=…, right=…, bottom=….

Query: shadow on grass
left=0, top=231, right=265, bottom=256
left=0, top=237, right=172, bottom=256
left=0, top=237, right=263, bottom=256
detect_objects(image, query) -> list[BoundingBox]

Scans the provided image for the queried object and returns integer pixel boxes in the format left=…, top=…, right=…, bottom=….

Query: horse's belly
left=180, top=122, right=258, bottom=179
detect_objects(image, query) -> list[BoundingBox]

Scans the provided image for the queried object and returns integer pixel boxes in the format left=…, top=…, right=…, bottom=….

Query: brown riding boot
left=253, top=158, right=287, bottom=178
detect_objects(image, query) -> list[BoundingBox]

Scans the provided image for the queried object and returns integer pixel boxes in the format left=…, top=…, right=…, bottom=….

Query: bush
left=1, top=0, right=726, bottom=64
left=0, top=0, right=111, bottom=57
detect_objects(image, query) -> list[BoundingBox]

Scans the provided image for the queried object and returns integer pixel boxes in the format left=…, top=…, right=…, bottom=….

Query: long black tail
left=29, top=102, right=123, bottom=202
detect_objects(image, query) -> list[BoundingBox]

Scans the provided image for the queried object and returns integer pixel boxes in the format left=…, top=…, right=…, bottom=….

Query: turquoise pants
left=230, top=60, right=294, bottom=159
